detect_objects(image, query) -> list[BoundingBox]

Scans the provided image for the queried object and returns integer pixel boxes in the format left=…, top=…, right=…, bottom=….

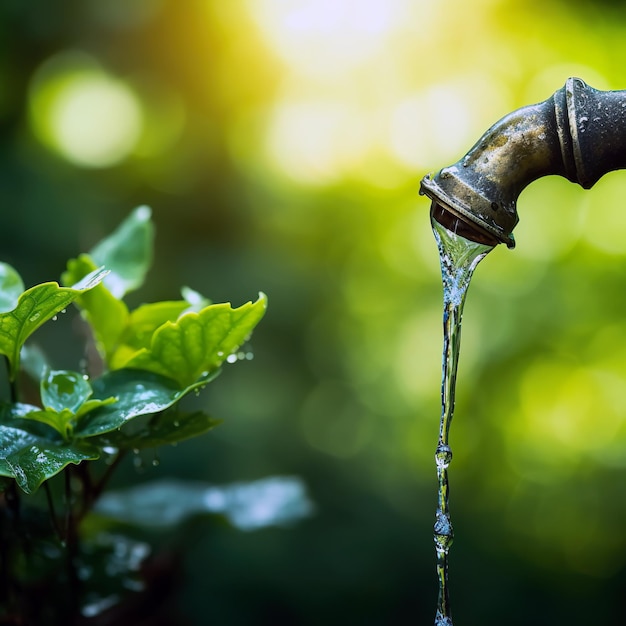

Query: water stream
left=431, top=214, right=494, bottom=626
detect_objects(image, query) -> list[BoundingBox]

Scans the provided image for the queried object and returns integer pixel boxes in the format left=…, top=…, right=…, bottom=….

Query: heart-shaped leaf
left=75, top=368, right=218, bottom=437
left=0, top=267, right=109, bottom=380
left=121, top=293, right=268, bottom=388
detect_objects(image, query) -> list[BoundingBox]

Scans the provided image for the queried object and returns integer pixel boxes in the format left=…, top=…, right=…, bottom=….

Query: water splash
left=431, top=214, right=494, bottom=625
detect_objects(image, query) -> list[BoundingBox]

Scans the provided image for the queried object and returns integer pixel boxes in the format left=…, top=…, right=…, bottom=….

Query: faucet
left=420, top=77, right=626, bottom=248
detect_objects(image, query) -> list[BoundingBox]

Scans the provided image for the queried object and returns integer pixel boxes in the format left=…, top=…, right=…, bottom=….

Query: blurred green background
left=4, top=0, right=626, bottom=623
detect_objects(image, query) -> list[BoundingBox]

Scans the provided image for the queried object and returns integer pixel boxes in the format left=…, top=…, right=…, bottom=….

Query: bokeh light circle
left=29, top=51, right=143, bottom=168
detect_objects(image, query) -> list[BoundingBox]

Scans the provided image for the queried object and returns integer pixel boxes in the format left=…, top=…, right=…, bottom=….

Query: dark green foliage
left=0, top=208, right=267, bottom=622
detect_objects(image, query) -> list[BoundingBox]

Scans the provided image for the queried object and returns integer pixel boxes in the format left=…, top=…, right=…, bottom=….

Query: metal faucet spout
left=420, top=77, right=626, bottom=248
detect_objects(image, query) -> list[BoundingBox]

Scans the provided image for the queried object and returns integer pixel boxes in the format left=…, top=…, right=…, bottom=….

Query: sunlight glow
left=249, top=0, right=409, bottom=79
left=390, top=82, right=486, bottom=171
left=29, top=52, right=143, bottom=168
left=507, top=360, right=626, bottom=484
left=265, top=100, right=370, bottom=185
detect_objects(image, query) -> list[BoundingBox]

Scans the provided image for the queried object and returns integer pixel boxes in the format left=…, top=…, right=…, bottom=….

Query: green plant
left=0, top=207, right=267, bottom=623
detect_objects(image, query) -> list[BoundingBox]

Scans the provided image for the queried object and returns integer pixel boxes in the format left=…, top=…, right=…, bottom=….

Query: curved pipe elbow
left=420, top=78, right=626, bottom=248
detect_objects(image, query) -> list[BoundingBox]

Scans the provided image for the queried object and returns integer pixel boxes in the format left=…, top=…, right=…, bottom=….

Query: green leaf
left=62, top=254, right=129, bottom=362
left=122, top=293, right=268, bottom=388
left=0, top=425, right=99, bottom=493
left=94, top=476, right=313, bottom=530
left=75, top=397, right=117, bottom=419
left=181, top=286, right=212, bottom=311
left=0, top=267, right=109, bottom=381
left=90, top=205, right=154, bottom=298
left=20, top=344, right=49, bottom=381
left=0, top=408, right=99, bottom=494
left=109, top=300, right=190, bottom=369
left=31, top=370, right=117, bottom=439
left=75, top=368, right=218, bottom=437
left=22, top=408, right=75, bottom=441
left=41, top=370, right=92, bottom=414
left=93, top=410, right=220, bottom=450
left=0, top=263, right=24, bottom=313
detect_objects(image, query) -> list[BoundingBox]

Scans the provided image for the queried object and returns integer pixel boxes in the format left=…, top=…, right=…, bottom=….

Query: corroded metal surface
left=421, top=78, right=626, bottom=248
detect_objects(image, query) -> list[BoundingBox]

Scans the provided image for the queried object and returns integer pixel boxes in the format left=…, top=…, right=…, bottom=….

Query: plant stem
left=64, top=468, right=80, bottom=617
left=44, top=481, right=64, bottom=542
left=76, top=450, right=126, bottom=522
left=4, top=356, right=17, bottom=403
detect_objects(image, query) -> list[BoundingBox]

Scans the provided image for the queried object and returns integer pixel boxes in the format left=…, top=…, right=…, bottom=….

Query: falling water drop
left=435, top=611, right=454, bottom=626
left=431, top=211, right=494, bottom=625
left=435, top=444, right=452, bottom=470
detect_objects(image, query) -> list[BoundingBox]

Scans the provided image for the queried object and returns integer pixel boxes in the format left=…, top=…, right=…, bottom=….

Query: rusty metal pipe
left=420, top=77, right=626, bottom=248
